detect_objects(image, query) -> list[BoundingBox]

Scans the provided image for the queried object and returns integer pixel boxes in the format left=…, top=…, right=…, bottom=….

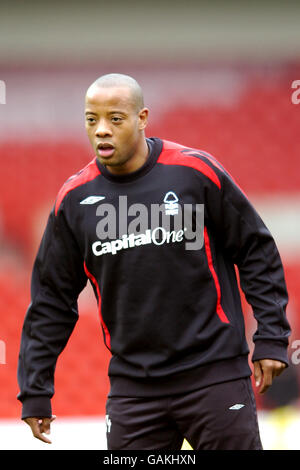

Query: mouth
left=97, top=142, right=115, bottom=158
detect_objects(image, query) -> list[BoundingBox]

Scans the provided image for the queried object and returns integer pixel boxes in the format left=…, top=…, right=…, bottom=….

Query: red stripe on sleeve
left=204, top=226, right=230, bottom=324
left=83, top=261, right=111, bottom=350
left=161, top=141, right=247, bottom=198
left=55, top=157, right=100, bottom=215
left=192, top=149, right=249, bottom=199
left=158, top=148, right=221, bottom=189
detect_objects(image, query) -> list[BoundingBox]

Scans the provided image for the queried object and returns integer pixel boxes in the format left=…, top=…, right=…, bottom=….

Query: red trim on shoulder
left=204, top=226, right=230, bottom=324
left=55, top=157, right=100, bottom=216
left=161, top=140, right=248, bottom=198
left=196, top=150, right=249, bottom=199
left=189, top=150, right=226, bottom=174
left=162, top=140, right=189, bottom=151
left=162, top=141, right=227, bottom=175
left=83, top=261, right=111, bottom=350
left=158, top=141, right=221, bottom=189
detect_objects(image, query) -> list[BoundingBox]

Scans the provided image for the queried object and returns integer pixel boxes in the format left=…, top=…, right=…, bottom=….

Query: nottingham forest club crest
left=163, top=191, right=179, bottom=215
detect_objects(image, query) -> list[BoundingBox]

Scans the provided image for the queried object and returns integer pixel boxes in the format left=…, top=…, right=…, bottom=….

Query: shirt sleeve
left=17, top=201, right=87, bottom=419
left=203, top=164, right=291, bottom=365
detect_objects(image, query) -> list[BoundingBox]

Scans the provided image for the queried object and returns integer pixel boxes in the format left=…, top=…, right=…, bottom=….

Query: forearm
left=17, top=207, right=87, bottom=418
left=17, top=298, right=79, bottom=418
left=205, top=165, right=291, bottom=360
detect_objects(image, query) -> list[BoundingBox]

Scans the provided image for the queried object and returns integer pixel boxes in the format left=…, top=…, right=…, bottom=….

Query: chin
left=107, top=157, right=129, bottom=168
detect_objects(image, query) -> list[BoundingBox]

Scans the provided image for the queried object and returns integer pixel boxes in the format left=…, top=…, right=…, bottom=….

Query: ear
left=138, top=107, right=149, bottom=131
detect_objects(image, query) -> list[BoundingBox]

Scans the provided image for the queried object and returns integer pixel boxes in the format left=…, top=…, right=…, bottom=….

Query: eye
left=111, top=116, right=123, bottom=123
left=86, top=117, right=96, bottom=124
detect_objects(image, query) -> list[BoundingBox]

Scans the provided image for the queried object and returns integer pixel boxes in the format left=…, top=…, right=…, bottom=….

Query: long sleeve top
left=17, top=137, right=291, bottom=419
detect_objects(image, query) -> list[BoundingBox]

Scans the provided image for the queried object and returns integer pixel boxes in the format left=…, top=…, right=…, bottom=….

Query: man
left=18, top=73, right=290, bottom=450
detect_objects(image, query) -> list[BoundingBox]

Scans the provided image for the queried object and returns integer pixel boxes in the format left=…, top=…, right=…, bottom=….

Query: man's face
left=85, top=86, right=148, bottom=168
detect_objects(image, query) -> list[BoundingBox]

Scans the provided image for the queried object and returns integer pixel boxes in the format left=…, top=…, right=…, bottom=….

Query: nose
left=95, top=119, right=112, bottom=137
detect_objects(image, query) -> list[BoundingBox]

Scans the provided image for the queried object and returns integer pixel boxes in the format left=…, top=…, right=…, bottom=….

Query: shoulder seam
left=191, top=149, right=248, bottom=198
left=55, top=157, right=100, bottom=215
left=158, top=147, right=221, bottom=189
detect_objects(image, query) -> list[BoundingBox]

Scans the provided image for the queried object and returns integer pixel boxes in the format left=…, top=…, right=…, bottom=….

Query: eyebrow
left=110, top=110, right=128, bottom=115
left=85, top=110, right=128, bottom=116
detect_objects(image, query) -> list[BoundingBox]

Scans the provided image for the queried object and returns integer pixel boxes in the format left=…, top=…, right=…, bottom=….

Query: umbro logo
left=80, top=196, right=106, bottom=205
left=229, top=404, right=245, bottom=410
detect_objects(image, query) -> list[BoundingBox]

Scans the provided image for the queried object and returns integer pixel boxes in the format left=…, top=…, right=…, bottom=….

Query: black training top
left=17, top=137, right=291, bottom=419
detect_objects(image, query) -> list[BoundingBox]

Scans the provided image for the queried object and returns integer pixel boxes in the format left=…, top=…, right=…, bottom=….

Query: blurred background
left=0, top=0, right=300, bottom=450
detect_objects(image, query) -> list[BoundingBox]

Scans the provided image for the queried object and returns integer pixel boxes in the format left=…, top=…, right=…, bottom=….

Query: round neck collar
left=95, top=137, right=163, bottom=183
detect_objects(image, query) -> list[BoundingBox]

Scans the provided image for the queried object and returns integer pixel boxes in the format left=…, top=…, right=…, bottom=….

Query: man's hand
left=24, top=415, right=56, bottom=444
left=253, top=359, right=287, bottom=394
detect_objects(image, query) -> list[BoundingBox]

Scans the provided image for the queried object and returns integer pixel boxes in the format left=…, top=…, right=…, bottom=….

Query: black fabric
left=108, top=355, right=251, bottom=398
left=17, top=138, right=290, bottom=419
left=105, top=377, right=263, bottom=450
